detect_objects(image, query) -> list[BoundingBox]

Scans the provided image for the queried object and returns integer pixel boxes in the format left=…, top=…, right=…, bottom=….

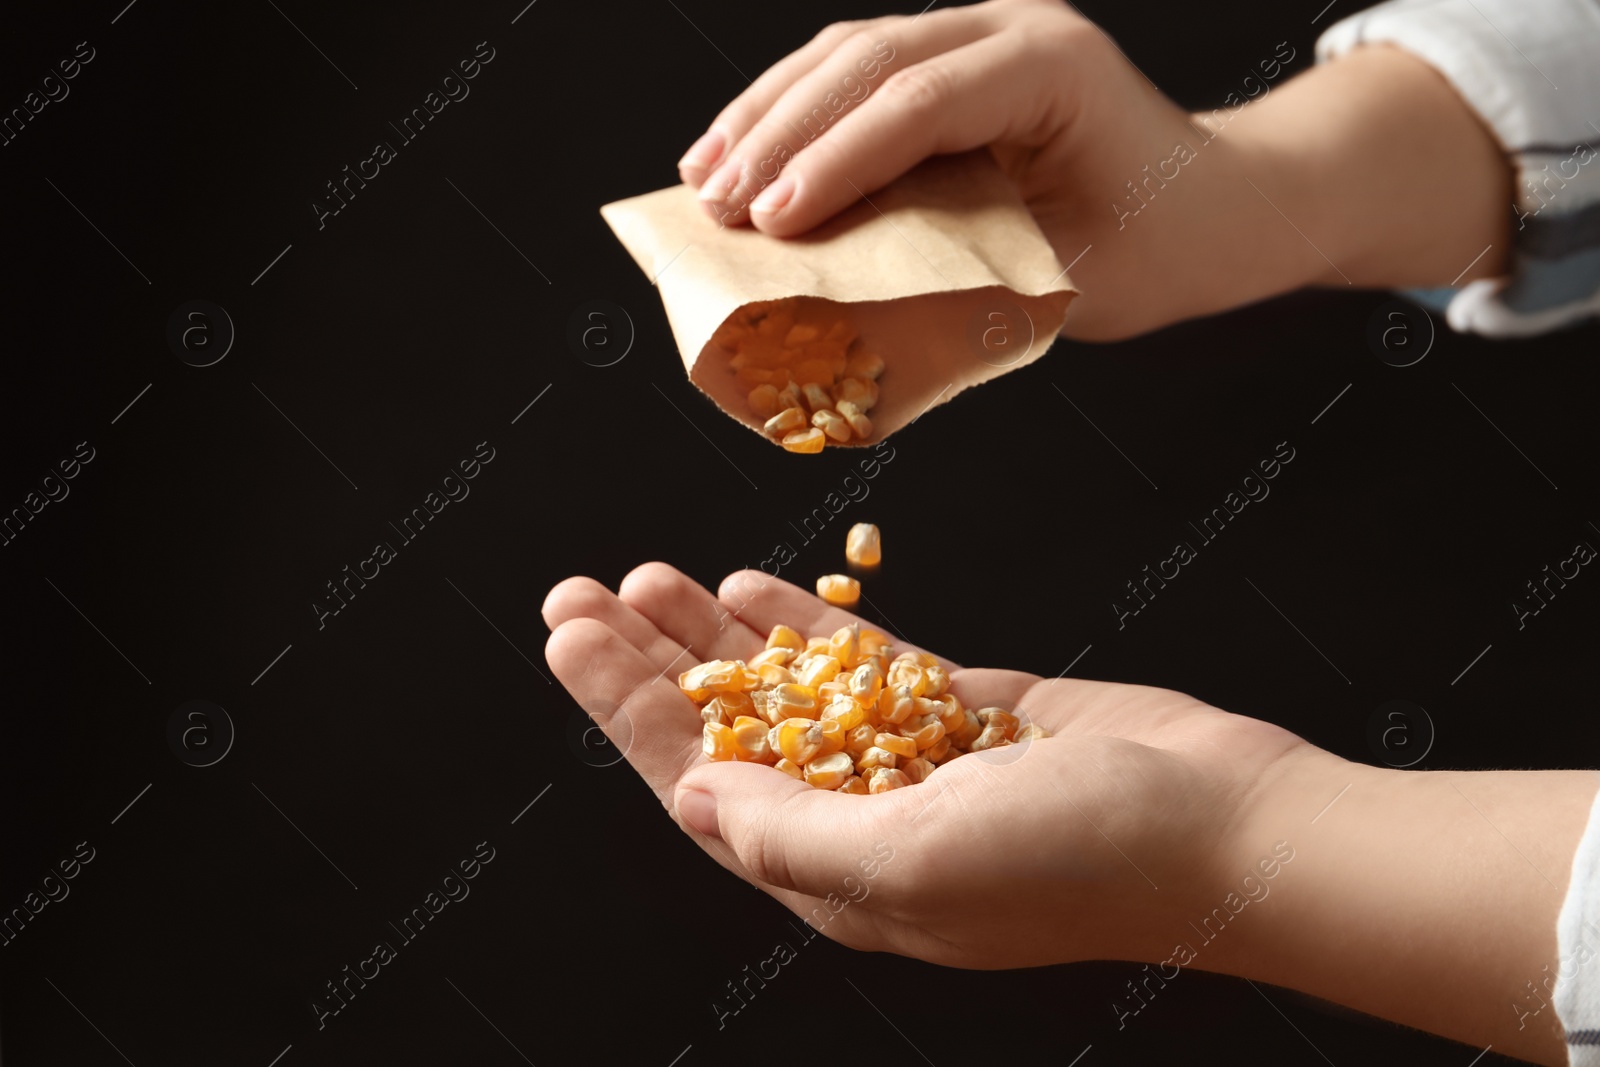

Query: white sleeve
left=1555, top=784, right=1600, bottom=1063
left=1317, top=0, right=1600, bottom=337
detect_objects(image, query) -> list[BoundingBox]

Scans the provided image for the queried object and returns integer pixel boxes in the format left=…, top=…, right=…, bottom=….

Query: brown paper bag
left=600, top=150, right=1076, bottom=445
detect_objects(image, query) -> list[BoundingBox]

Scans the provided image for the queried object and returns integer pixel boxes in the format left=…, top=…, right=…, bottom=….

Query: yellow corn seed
left=747, top=646, right=791, bottom=669
left=857, top=746, right=897, bottom=772
left=846, top=661, right=883, bottom=703
left=878, top=684, right=917, bottom=725
left=703, top=722, right=739, bottom=761
left=904, top=715, right=946, bottom=751
left=812, top=408, right=853, bottom=443
left=769, top=682, right=818, bottom=717
left=978, top=708, right=1020, bottom=740
left=816, top=574, right=860, bottom=607
left=763, top=406, right=807, bottom=437
left=805, top=751, right=855, bottom=790
left=782, top=427, right=826, bottom=454
left=868, top=768, right=911, bottom=793
left=922, top=664, right=949, bottom=697
left=784, top=323, right=821, bottom=345
left=875, top=733, right=918, bottom=760
left=1014, top=723, right=1052, bottom=743
left=756, top=663, right=795, bottom=689
left=800, top=382, right=833, bottom=412
left=969, top=724, right=1010, bottom=752
left=803, top=636, right=831, bottom=656
left=925, top=737, right=953, bottom=763
left=828, top=625, right=860, bottom=668
left=816, top=679, right=849, bottom=703
left=839, top=774, right=869, bottom=795
left=747, top=384, right=781, bottom=420
left=952, top=709, right=983, bottom=748
left=775, top=757, right=804, bottom=780
left=731, top=716, right=774, bottom=761
left=901, top=757, right=936, bottom=784
left=679, top=660, right=744, bottom=702
left=844, top=523, right=881, bottom=566
left=821, top=694, right=867, bottom=731
left=846, top=723, right=877, bottom=757
left=774, top=383, right=803, bottom=413
left=775, top=718, right=822, bottom=764
left=887, top=662, right=928, bottom=698
left=767, top=624, right=804, bottom=651
left=834, top=377, right=878, bottom=411
left=796, top=655, right=841, bottom=689
left=836, top=400, right=873, bottom=441
left=844, top=352, right=884, bottom=380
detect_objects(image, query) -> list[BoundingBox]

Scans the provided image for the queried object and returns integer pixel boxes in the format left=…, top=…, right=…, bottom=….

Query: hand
left=542, top=562, right=1308, bottom=967
left=676, top=0, right=1511, bottom=339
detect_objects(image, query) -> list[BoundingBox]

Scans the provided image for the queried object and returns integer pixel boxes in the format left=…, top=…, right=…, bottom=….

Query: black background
left=2, top=1, right=1595, bottom=1065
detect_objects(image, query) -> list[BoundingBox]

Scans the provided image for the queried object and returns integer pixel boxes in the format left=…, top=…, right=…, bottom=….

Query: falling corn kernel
left=844, top=523, right=881, bottom=566
left=816, top=574, right=860, bottom=607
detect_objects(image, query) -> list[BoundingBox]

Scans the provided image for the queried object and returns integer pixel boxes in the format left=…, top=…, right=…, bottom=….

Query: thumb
left=747, top=32, right=1040, bottom=237
left=675, top=761, right=886, bottom=898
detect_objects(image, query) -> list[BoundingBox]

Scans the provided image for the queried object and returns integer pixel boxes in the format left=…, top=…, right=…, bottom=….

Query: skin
left=549, top=3, right=1587, bottom=1063
left=677, top=0, right=1512, bottom=340
left=545, top=567, right=1598, bottom=1066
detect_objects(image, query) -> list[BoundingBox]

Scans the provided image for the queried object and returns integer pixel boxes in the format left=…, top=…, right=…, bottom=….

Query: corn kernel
left=844, top=523, right=881, bottom=567
left=811, top=408, right=853, bottom=443
left=805, top=751, right=855, bottom=790
left=782, top=427, right=826, bottom=454
left=846, top=661, right=883, bottom=703
left=857, top=746, right=897, bottom=772
left=757, top=663, right=797, bottom=688
left=901, top=757, right=936, bottom=784
left=803, top=636, right=831, bottom=657
left=774, top=383, right=803, bottom=412
left=875, top=733, right=918, bottom=760
left=816, top=679, right=849, bottom=702
left=784, top=323, right=820, bottom=345
left=775, top=757, right=804, bottom=780
left=767, top=624, right=804, bottom=651
left=763, top=406, right=806, bottom=437
left=747, top=646, right=791, bottom=670
left=846, top=723, right=877, bottom=757
left=969, top=724, right=1010, bottom=752
left=903, top=715, right=946, bottom=751
left=747, top=384, right=781, bottom=420
left=878, top=684, right=917, bottom=725
left=835, top=400, right=873, bottom=440
left=800, top=382, right=833, bottom=412
left=887, top=662, right=928, bottom=698
left=731, top=716, right=774, bottom=761
left=701, top=692, right=751, bottom=728
left=867, top=768, right=911, bottom=793
left=844, top=352, right=884, bottom=380
left=977, top=708, right=1020, bottom=740
left=816, top=574, right=860, bottom=607
left=769, top=682, right=818, bottom=717
left=1014, top=723, right=1052, bottom=743
left=925, top=737, right=953, bottom=762
left=821, top=693, right=867, bottom=731
left=922, top=664, right=949, bottom=697
left=834, top=377, right=879, bottom=411
left=828, top=625, right=860, bottom=668
left=796, top=655, right=841, bottom=689
left=680, top=660, right=744, bottom=701
left=703, top=722, right=739, bottom=761
left=839, top=775, right=869, bottom=795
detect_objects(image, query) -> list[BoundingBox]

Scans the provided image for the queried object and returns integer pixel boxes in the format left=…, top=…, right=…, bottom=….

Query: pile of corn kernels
left=713, top=298, right=882, bottom=454
left=685, top=622, right=1050, bottom=793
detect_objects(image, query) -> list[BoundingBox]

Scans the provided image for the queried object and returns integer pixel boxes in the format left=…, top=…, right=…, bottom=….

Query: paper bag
left=600, top=150, right=1076, bottom=444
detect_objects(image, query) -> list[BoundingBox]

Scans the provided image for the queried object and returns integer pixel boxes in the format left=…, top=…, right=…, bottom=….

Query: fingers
left=617, top=562, right=765, bottom=666
left=717, top=569, right=959, bottom=670
left=543, top=576, right=703, bottom=677
left=746, top=29, right=1056, bottom=237
left=678, top=19, right=870, bottom=187
left=946, top=667, right=1042, bottom=716
left=544, top=616, right=704, bottom=808
left=677, top=760, right=903, bottom=900
left=699, top=7, right=995, bottom=226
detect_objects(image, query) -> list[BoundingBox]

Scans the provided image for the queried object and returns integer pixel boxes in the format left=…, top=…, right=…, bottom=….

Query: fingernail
left=678, top=129, right=726, bottom=173
left=677, top=789, right=720, bottom=839
left=698, top=160, right=740, bottom=202
left=750, top=176, right=795, bottom=217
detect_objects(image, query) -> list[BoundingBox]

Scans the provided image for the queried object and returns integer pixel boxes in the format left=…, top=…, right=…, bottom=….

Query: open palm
left=543, top=564, right=1310, bottom=969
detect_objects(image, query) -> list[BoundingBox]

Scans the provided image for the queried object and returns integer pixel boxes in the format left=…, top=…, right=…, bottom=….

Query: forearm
left=1212, top=747, right=1598, bottom=1065
left=1225, top=43, right=1513, bottom=291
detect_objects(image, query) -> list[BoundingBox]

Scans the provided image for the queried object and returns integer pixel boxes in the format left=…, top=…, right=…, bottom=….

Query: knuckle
left=879, top=63, right=953, bottom=114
